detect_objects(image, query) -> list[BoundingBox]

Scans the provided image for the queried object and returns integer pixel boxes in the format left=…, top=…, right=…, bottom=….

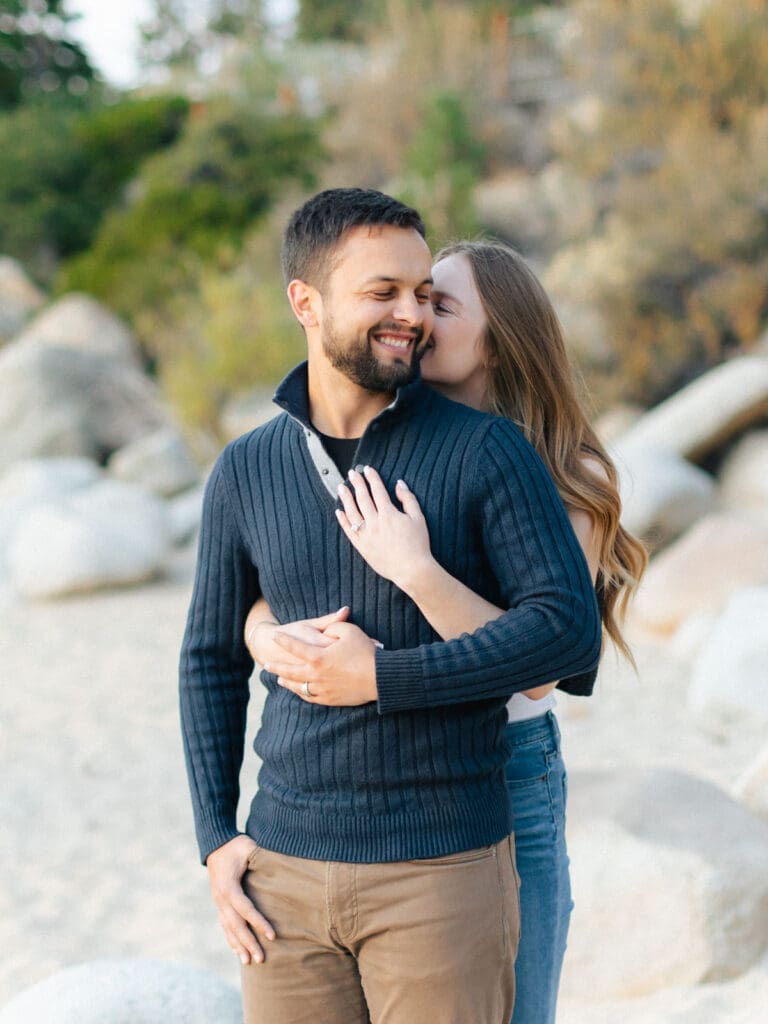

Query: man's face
left=317, top=225, right=434, bottom=393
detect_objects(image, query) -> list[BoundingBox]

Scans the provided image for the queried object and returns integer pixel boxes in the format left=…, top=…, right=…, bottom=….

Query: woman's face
left=420, top=252, right=489, bottom=408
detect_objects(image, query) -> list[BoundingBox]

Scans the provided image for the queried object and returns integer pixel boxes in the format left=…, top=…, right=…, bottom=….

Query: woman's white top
left=506, top=690, right=556, bottom=723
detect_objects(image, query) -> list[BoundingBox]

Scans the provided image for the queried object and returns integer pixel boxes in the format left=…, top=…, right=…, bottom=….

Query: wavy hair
left=435, top=240, right=647, bottom=662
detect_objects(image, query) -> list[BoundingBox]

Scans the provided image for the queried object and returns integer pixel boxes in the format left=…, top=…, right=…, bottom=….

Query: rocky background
left=1, top=260, right=768, bottom=1023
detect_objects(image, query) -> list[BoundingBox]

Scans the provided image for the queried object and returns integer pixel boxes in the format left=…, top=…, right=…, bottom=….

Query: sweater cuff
left=375, top=646, right=427, bottom=714
left=195, top=804, right=242, bottom=865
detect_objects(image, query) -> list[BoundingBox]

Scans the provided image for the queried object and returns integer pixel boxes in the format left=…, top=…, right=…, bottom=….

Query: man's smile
left=371, top=329, right=420, bottom=355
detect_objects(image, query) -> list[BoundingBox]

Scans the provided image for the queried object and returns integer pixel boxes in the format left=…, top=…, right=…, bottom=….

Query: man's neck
left=307, top=360, right=393, bottom=438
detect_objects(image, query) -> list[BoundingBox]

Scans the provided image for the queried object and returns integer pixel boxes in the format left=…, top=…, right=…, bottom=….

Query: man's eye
left=417, top=293, right=431, bottom=303
left=373, top=291, right=394, bottom=299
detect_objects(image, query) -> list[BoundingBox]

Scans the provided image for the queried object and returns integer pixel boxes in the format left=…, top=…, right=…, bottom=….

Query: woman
left=246, top=240, right=646, bottom=1023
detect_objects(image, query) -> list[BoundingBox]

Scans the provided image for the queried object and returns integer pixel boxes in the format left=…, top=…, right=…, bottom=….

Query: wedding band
left=350, top=521, right=365, bottom=533
left=302, top=681, right=312, bottom=698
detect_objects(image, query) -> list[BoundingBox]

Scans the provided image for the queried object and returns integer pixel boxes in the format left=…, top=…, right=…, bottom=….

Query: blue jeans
left=505, top=711, right=572, bottom=1024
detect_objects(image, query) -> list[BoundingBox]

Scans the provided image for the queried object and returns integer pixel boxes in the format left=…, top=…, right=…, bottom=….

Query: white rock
left=593, top=404, right=644, bottom=446
left=559, top=950, right=768, bottom=1024
left=0, top=338, right=170, bottom=473
left=733, top=747, right=768, bottom=824
left=16, top=293, right=143, bottom=368
left=632, top=515, right=768, bottom=634
left=219, top=388, right=277, bottom=442
left=549, top=94, right=606, bottom=151
left=167, top=484, right=204, bottom=546
left=474, top=172, right=550, bottom=249
left=718, top=429, right=768, bottom=527
left=689, top=587, right=768, bottom=721
left=8, top=480, right=171, bottom=598
left=561, top=767, right=768, bottom=1000
left=538, top=161, right=597, bottom=243
left=108, top=428, right=200, bottom=498
left=0, top=456, right=101, bottom=503
left=612, top=442, right=717, bottom=545
left=619, top=354, right=768, bottom=461
left=674, top=0, right=720, bottom=28
left=0, top=256, right=45, bottom=340
left=0, top=958, right=242, bottom=1024
left=544, top=221, right=652, bottom=365
left=668, top=612, right=718, bottom=662
left=0, top=458, right=103, bottom=572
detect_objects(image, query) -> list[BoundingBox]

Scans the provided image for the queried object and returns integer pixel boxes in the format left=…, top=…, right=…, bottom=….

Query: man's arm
left=179, top=454, right=260, bottom=861
left=269, top=419, right=600, bottom=710
left=179, top=453, right=276, bottom=965
left=374, top=419, right=601, bottom=711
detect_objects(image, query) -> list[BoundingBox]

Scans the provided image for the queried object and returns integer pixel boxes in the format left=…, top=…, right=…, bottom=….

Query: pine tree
left=0, top=0, right=94, bottom=109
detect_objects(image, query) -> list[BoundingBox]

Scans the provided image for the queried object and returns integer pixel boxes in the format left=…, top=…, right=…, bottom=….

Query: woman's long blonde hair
left=436, top=240, right=647, bottom=662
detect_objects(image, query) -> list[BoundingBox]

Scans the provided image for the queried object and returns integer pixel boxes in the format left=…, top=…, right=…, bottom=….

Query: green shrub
left=58, top=98, right=324, bottom=324
left=0, top=1, right=95, bottom=110
left=0, top=94, right=188, bottom=277
left=297, top=0, right=382, bottom=42
left=138, top=229, right=306, bottom=434
left=400, top=90, right=486, bottom=245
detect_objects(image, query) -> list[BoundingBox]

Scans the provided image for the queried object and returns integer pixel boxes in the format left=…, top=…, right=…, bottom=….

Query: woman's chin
left=419, top=348, right=437, bottom=382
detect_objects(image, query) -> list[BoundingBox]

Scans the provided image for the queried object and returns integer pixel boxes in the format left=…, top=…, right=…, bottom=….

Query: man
left=180, top=188, right=600, bottom=1024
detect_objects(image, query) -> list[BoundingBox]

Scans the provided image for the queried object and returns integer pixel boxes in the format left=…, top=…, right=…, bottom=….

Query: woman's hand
left=336, top=466, right=433, bottom=591
left=266, top=621, right=379, bottom=706
left=245, top=606, right=350, bottom=666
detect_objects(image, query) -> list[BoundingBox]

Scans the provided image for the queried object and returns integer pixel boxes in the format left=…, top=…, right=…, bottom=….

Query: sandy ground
left=1, top=546, right=766, bottom=1019
left=0, top=551, right=245, bottom=1005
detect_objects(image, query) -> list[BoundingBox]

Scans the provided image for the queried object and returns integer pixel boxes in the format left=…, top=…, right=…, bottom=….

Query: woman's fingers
left=347, top=468, right=377, bottom=518
left=337, top=482, right=363, bottom=525
left=363, top=466, right=397, bottom=512
left=335, top=508, right=358, bottom=541
left=395, top=478, right=425, bottom=520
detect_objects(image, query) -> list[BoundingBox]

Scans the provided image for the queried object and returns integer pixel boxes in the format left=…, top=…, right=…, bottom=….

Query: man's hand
left=265, top=621, right=378, bottom=706
left=206, top=834, right=276, bottom=965
left=246, top=607, right=350, bottom=667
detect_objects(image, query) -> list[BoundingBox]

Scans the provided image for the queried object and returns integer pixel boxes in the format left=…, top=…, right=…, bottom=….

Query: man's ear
left=287, top=279, right=320, bottom=329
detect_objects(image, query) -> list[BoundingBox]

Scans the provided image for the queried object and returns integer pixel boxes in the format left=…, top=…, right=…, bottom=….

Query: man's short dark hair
left=281, top=188, right=426, bottom=289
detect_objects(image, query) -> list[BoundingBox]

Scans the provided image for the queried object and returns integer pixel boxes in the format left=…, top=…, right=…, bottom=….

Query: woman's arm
left=337, top=466, right=602, bottom=698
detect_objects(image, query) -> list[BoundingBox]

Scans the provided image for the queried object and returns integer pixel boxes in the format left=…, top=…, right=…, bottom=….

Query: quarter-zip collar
left=273, top=361, right=429, bottom=498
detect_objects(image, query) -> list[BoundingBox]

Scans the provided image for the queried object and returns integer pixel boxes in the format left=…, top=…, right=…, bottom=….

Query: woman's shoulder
left=579, top=450, right=611, bottom=484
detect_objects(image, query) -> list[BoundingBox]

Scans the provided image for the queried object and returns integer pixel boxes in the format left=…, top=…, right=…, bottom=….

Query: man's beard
left=322, top=316, right=422, bottom=393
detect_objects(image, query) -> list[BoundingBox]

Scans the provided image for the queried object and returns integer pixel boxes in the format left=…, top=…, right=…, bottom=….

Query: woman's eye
left=433, top=302, right=451, bottom=314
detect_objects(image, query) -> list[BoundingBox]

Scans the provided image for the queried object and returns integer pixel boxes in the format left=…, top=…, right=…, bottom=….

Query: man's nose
left=393, top=294, right=426, bottom=327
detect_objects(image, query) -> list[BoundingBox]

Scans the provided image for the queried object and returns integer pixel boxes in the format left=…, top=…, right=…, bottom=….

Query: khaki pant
left=241, top=836, right=520, bottom=1024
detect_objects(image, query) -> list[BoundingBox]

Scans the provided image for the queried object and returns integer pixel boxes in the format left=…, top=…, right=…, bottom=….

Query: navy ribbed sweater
left=180, top=363, right=601, bottom=864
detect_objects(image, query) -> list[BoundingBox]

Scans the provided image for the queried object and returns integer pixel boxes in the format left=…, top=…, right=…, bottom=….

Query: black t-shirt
left=317, top=430, right=360, bottom=479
